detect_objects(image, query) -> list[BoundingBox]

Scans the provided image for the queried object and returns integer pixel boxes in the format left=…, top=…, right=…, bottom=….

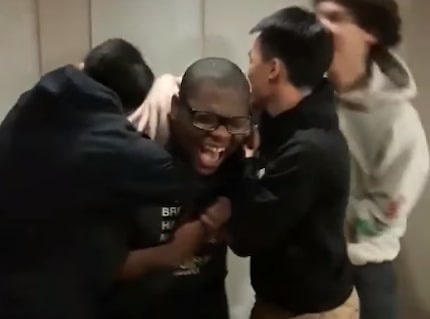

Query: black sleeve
left=228, top=141, right=317, bottom=257
left=110, top=136, right=194, bottom=205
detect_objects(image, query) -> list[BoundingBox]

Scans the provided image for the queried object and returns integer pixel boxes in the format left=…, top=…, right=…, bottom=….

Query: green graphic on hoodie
left=355, top=218, right=379, bottom=237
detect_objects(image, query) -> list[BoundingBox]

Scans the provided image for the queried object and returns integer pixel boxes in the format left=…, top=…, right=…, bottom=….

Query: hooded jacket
left=0, top=66, right=190, bottom=319
left=339, top=51, right=429, bottom=265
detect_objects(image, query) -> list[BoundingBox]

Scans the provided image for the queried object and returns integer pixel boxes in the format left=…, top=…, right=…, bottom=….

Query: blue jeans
left=355, top=262, right=397, bottom=319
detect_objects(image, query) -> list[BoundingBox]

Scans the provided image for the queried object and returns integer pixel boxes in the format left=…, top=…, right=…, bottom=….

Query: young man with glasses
left=109, top=57, right=252, bottom=319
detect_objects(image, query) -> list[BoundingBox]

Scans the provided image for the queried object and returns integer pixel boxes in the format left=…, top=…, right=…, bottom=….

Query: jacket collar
left=260, top=79, right=338, bottom=154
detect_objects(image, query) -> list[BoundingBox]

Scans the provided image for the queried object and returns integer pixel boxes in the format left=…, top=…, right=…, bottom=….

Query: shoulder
left=286, top=128, right=349, bottom=161
left=272, top=132, right=323, bottom=172
left=123, top=133, right=171, bottom=161
left=384, top=102, right=427, bottom=153
left=78, top=116, right=173, bottom=177
left=270, top=129, right=350, bottom=182
left=117, top=133, right=174, bottom=176
left=395, top=102, right=425, bottom=137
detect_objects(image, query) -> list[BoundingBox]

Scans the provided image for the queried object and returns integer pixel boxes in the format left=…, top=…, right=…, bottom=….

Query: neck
left=329, top=58, right=369, bottom=93
left=266, top=85, right=309, bottom=116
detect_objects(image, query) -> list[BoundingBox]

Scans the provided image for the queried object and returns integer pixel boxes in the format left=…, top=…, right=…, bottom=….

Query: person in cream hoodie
left=314, top=1, right=429, bottom=318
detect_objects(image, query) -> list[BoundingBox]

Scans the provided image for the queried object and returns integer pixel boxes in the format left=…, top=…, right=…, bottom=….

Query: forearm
left=120, top=244, right=178, bottom=280
left=120, top=220, right=207, bottom=280
left=228, top=216, right=261, bottom=257
left=229, top=198, right=291, bottom=257
left=228, top=192, right=295, bottom=256
left=227, top=157, right=280, bottom=255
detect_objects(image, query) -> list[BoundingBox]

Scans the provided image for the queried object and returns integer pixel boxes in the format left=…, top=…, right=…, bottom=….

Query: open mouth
left=195, top=145, right=226, bottom=174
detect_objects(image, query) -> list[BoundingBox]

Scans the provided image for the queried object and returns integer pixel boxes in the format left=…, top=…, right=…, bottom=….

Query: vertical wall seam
left=200, top=0, right=206, bottom=56
left=34, top=0, right=43, bottom=75
left=88, top=0, right=93, bottom=49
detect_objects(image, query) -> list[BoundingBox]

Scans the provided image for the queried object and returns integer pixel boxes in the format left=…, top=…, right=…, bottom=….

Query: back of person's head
left=171, top=57, right=251, bottom=176
left=83, top=38, right=154, bottom=113
left=250, top=6, right=333, bottom=89
left=313, top=0, right=401, bottom=48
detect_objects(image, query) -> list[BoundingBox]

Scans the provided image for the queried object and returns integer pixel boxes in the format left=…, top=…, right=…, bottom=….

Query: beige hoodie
left=339, top=50, right=429, bottom=265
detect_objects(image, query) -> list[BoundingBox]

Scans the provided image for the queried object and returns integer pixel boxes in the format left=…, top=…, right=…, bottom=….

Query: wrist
left=164, top=241, right=184, bottom=267
left=199, top=215, right=212, bottom=234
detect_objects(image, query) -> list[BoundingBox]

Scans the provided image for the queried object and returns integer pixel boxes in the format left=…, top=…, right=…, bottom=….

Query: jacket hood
left=36, top=65, right=122, bottom=114
left=338, top=50, right=417, bottom=107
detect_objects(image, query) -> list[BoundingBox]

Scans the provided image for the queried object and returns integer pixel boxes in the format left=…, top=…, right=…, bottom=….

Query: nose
left=209, top=124, right=231, bottom=143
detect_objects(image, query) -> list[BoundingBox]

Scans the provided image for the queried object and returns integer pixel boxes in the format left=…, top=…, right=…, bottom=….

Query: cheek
left=332, top=24, right=362, bottom=51
left=247, top=64, right=256, bottom=83
left=173, top=121, right=202, bottom=146
left=248, top=67, right=263, bottom=91
left=186, top=126, right=206, bottom=144
left=229, top=135, right=246, bottom=151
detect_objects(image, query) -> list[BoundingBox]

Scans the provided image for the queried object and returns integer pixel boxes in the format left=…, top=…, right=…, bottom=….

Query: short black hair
left=83, top=38, right=154, bottom=113
left=179, top=57, right=250, bottom=103
left=314, top=0, right=401, bottom=47
left=251, top=6, right=333, bottom=88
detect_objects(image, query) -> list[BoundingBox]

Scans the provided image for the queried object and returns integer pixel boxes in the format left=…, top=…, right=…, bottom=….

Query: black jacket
left=0, top=66, right=191, bottom=319
left=229, top=80, right=353, bottom=315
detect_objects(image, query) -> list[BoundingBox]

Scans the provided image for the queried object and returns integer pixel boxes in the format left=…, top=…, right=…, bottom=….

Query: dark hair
left=313, top=0, right=401, bottom=47
left=83, top=38, right=154, bottom=113
left=179, top=57, right=250, bottom=103
left=251, top=6, right=333, bottom=88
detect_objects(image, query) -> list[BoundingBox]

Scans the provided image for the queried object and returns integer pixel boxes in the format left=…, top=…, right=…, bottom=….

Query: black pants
left=107, top=280, right=229, bottom=319
left=355, top=262, right=397, bottom=319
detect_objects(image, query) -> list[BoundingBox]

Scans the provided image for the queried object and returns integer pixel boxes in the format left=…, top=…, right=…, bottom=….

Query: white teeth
left=204, top=146, right=225, bottom=153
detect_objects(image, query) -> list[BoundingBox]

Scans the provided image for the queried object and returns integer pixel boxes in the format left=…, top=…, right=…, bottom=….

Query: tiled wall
left=37, top=0, right=90, bottom=73
left=0, top=0, right=40, bottom=118
left=0, top=0, right=91, bottom=116
left=395, top=1, right=430, bottom=318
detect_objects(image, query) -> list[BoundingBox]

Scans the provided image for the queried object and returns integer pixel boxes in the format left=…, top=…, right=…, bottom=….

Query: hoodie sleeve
left=228, top=141, right=317, bottom=257
left=347, top=106, right=429, bottom=238
left=111, top=135, right=192, bottom=205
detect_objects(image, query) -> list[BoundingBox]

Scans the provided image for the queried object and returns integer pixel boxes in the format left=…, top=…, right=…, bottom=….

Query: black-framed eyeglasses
left=185, top=106, right=252, bottom=135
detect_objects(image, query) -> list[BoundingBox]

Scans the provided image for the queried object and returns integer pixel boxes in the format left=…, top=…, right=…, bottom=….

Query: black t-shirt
left=109, top=154, right=242, bottom=319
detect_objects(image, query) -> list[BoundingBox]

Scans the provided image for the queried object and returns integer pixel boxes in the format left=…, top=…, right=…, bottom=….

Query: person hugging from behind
left=0, top=38, right=199, bottom=319
left=314, top=1, right=429, bottom=318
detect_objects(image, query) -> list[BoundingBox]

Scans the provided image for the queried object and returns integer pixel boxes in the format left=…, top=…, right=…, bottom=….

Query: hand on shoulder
left=128, top=74, right=181, bottom=144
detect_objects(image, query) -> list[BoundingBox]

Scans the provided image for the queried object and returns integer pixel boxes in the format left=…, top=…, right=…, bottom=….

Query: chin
left=192, top=145, right=230, bottom=176
left=250, top=96, right=266, bottom=112
left=193, top=156, right=226, bottom=176
left=195, top=165, right=220, bottom=176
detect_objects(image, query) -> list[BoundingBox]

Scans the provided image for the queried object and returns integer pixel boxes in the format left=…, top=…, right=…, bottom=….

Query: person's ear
left=268, top=58, right=282, bottom=81
left=170, top=94, right=180, bottom=120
